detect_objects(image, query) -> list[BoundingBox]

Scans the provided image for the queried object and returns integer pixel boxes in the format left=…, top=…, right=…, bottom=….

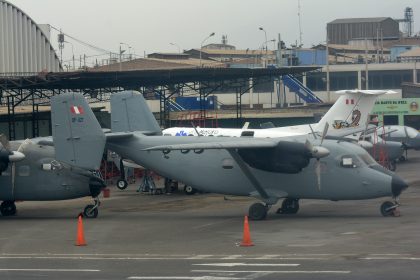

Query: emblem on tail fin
left=70, top=105, right=84, bottom=115
left=333, top=109, right=361, bottom=129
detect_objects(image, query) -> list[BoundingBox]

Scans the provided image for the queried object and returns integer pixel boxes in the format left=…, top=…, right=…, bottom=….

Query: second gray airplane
left=52, top=92, right=409, bottom=220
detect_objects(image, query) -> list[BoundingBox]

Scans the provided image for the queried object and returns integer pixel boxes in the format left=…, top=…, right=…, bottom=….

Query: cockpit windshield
left=359, top=152, right=377, bottom=167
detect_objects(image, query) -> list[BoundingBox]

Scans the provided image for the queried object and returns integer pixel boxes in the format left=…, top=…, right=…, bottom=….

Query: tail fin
left=51, top=93, right=105, bottom=170
left=111, top=91, right=161, bottom=135
left=315, top=90, right=396, bottom=132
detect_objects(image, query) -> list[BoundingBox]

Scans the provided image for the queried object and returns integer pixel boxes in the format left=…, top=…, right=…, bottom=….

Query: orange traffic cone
left=240, top=216, right=254, bottom=247
left=75, top=215, right=87, bottom=246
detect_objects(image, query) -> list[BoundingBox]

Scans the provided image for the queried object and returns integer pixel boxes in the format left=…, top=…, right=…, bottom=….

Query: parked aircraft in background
left=54, top=91, right=409, bottom=220
left=378, top=125, right=420, bottom=160
left=0, top=93, right=110, bottom=218
left=0, top=133, right=105, bottom=218
left=163, top=90, right=403, bottom=170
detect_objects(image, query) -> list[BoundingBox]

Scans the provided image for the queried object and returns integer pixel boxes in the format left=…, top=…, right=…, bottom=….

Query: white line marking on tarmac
left=361, top=257, right=420, bottom=260
left=193, top=263, right=300, bottom=267
left=0, top=269, right=100, bottom=272
left=127, top=277, right=244, bottom=280
left=287, top=244, right=325, bottom=247
left=192, top=270, right=351, bottom=274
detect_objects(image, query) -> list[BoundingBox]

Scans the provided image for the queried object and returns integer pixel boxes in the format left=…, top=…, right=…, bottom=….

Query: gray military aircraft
left=52, top=91, right=409, bottom=220
left=0, top=96, right=106, bottom=218
left=378, top=125, right=420, bottom=160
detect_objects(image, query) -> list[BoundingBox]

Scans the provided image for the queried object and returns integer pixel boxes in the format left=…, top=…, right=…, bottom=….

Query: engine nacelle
left=238, top=142, right=311, bottom=173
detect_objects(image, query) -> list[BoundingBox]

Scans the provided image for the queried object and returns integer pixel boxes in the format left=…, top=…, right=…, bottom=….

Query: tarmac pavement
left=0, top=151, right=420, bottom=279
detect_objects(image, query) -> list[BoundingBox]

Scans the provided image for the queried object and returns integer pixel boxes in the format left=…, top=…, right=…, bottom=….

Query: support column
left=249, top=78, right=253, bottom=109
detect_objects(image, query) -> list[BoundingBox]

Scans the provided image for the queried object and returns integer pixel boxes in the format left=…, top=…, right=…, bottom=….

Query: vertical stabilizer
left=111, top=91, right=161, bottom=134
left=51, top=93, right=105, bottom=170
left=315, top=90, right=396, bottom=133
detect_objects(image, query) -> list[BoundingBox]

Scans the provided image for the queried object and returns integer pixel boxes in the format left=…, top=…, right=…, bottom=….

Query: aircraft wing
left=143, top=138, right=278, bottom=151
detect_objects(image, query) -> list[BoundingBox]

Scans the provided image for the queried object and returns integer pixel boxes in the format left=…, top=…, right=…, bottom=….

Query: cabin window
left=18, top=166, right=30, bottom=176
left=241, top=131, right=254, bottom=137
left=340, top=155, right=359, bottom=168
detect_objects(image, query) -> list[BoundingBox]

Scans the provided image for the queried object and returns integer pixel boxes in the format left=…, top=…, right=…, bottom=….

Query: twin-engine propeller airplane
left=0, top=96, right=106, bottom=218
left=52, top=91, right=409, bottom=220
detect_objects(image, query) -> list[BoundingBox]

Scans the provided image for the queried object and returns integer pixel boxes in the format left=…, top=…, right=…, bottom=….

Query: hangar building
left=0, top=0, right=61, bottom=73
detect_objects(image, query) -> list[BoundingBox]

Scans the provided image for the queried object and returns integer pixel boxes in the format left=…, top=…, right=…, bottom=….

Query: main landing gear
left=248, top=202, right=269, bottom=220
left=276, top=198, right=300, bottom=214
left=380, top=199, right=400, bottom=217
left=0, top=200, right=16, bottom=216
left=248, top=198, right=301, bottom=220
left=83, top=197, right=100, bottom=218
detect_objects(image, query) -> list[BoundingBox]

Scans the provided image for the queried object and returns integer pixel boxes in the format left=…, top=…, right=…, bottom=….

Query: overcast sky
left=7, top=0, right=420, bottom=65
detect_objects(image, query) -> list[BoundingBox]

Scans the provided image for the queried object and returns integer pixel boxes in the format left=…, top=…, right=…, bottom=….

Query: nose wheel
left=380, top=200, right=400, bottom=217
left=0, top=201, right=16, bottom=216
left=83, top=197, right=100, bottom=218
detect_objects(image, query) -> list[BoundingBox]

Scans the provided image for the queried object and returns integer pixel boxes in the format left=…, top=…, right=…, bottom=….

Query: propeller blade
left=308, top=124, right=317, bottom=140
left=0, top=134, right=10, bottom=151
left=320, top=122, right=329, bottom=145
left=315, top=160, right=321, bottom=191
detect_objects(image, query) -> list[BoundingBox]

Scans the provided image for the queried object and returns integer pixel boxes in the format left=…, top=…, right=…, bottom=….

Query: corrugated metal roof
left=329, top=17, right=391, bottom=24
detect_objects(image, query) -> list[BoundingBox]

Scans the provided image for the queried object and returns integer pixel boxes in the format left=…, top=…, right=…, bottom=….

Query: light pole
left=170, top=42, right=181, bottom=53
left=64, top=41, right=75, bottom=70
left=199, top=32, right=215, bottom=67
left=259, top=27, right=268, bottom=54
left=119, top=43, right=126, bottom=72
left=120, top=42, right=132, bottom=60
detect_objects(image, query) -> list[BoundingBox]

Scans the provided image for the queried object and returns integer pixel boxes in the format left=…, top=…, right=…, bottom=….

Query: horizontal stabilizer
left=51, top=93, right=105, bottom=170
left=111, top=91, right=161, bottom=134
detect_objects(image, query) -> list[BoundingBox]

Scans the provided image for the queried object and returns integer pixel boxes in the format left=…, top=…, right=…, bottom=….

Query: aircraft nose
left=392, top=174, right=409, bottom=197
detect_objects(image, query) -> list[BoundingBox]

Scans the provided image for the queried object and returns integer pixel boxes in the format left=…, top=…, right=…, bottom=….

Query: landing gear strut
left=277, top=198, right=300, bottom=214
left=380, top=199, right=400, bottom=217
left=116, top=158, right=128, bottom=190
left=83, top=197, right=100, bottom=218
left=248, top=202, right=270, bottom=220
left=0, top=200, right=16, bottom=216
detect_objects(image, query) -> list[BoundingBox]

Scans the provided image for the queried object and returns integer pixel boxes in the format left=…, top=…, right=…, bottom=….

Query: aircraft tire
left=399, top=155, right=406, bottom=162
left=248, top=203, right=267, bottom=220
left=0, top=201, right=16, bottom=216
left=116, top=179, right=128, bottom=190
left=278, top=198, right=299, bottom=214
left=83, top=205, right=99, bottom=218
left=184, top=185, right=197, bottom=195
left=380, top=201, right=395, bottom=217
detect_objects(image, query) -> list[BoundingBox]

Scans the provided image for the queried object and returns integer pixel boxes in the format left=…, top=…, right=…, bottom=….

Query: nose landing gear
left=380, top=198, right=400, bottom=217
left=83, top=196, right=100, bottom=218
left=0, top=200, right=16, bottom=216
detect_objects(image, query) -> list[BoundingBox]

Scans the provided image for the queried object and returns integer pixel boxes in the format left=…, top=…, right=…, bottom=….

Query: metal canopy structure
left=0, top=66, right=320, bottom=140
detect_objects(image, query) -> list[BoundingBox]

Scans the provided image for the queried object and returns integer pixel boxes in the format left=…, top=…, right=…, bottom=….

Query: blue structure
left=174, top=96, right=217, bottom=110
left=390, top=45, right=419, bottom=61
left=282, top=75, right=323, bottom=103
left=295, top=49, right=327, bottom=66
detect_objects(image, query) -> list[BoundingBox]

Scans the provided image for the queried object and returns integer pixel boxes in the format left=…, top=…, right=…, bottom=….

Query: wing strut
left=227, top=149, right=279, bottom=205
